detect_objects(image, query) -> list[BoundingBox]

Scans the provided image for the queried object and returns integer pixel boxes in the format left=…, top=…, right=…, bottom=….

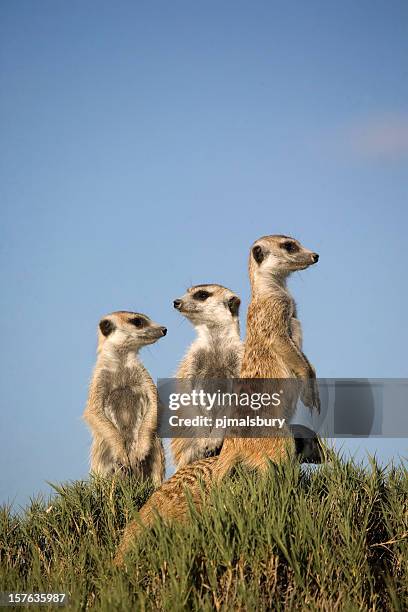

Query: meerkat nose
left=161, top=327, right=167, bottom=336
left=311, top=253, right=319, bottom=263
left=173, top=299, right=182, bottom=309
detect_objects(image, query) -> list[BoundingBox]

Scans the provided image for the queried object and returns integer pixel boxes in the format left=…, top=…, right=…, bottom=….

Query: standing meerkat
left=171, top=284, right=243, bottom=469
left=114, top=235, right=320, bottom=563
left=83, top=311, right=167, bottom=487
left=212, top=234, right=320, bottom=479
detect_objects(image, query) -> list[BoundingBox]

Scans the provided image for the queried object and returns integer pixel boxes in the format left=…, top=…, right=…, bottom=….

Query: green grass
left=1, top=456, right=407, bottom=611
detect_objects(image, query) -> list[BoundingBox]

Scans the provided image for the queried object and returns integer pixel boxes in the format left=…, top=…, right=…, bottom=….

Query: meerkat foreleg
left=290, top=317, right=303, bottom=350
left=149, top=437, right=165, bottom=487
left=290, top=319, right=320, bottom=415
left=84, top=408, right=130, bottom=469
left=127, top=392, right=159, bottom=465
left=271, top=334, right=320, bottom=412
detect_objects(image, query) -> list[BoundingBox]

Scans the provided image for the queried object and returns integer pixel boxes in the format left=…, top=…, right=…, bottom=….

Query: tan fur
left=114, top=457, right=217, bottom=567
left=83, top=311, right=166, bottom=487
left=171, top=284, right=243, bottom=469
left=115, top=235, right=320, bottom=563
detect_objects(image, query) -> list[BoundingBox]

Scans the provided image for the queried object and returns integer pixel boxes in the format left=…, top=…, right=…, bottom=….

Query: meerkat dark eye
left=99, top=319, right=115, bottom=337
left=130, top=317, right=146, bottom=328
left=252, top=245, right=264, bottom=264
left=193, top=290, right=211, bottom=301
left=281, top=241, right=299, bottom=254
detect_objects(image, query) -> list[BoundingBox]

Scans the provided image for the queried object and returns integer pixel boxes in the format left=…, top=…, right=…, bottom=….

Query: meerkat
left=211, top=234, right=320, bottom=480
left=114, top=235, right=321, bottom=562
left=170, top=284, right=243, bottom=469
left=83, top=311, right=167, bottom=487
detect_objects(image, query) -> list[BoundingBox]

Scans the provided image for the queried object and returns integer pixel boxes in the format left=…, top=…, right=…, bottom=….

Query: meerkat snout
left=160, top=327, right=167, bottom=336
left=173, top=299, right=182, bottom=310
left=311, top=253, right=319, bottom=263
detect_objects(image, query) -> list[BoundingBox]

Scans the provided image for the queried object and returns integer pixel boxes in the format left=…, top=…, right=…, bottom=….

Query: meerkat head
left=249, top=235, right=319, bottom=290
left=97, top=311, right=167, bottom=353
left=173, top=284, right=241, bottom=329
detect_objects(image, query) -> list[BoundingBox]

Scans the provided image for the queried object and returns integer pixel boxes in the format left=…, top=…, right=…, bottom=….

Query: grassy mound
left=1, top=456, right=407, bottom=610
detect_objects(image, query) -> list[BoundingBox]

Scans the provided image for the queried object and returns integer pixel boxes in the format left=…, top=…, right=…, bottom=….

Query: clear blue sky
left=1, top=1, right=407, bottom=507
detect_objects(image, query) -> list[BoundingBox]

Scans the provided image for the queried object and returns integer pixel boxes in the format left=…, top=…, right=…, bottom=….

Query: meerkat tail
left=115, top=457, right=218, bottom=567
left=114, top=503, right=155, bottom=568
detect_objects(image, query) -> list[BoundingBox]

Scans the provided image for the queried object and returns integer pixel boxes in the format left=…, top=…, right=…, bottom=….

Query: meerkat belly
left=262, top=350, right=300, bottom=419
left=104, top=387, right=148, bottom=450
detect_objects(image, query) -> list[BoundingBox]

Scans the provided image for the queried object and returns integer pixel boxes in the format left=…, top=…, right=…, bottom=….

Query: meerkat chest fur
left=242, top=292, right=296, bottom=379
left=185, top=330, right=243, bottom=380
left=97, top=351, right=156, bottom=444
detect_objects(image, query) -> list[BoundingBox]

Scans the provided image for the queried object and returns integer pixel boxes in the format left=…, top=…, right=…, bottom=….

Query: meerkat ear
left=252, top=245, right=264, bottom=264
left=99, top=319, right=115, bottom=337
left=227, top=296, right=241, bottom=317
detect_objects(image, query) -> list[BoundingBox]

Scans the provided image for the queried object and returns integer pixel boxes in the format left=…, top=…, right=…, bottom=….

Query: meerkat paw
left=114, top=448, right=131, bottom=470
left=301, top=378, right=320, bottom=413
left=114, top=462, right=132, bottom=476
left=310, top=377, right=321, bottom=413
